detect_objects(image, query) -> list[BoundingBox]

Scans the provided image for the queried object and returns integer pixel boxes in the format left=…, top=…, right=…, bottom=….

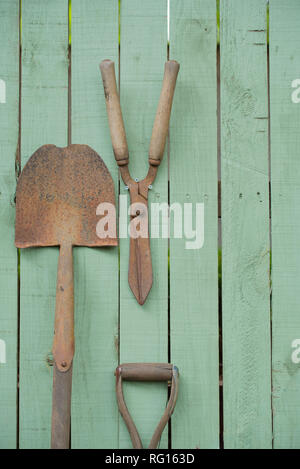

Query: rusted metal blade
left=128, top=235, right=153, bottom=305
left=15, top=144, right=118, bottom=248
left=51, top=365, right=72, bottom=449
left=126, top=175, right=155, bottom=306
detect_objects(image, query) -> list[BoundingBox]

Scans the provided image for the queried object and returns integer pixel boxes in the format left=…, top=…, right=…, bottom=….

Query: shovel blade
left=15, top=144, right=117, bottom=248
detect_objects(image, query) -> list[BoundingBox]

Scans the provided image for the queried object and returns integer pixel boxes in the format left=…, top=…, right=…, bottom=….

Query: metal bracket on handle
left=115, top=363, right=179, bottom=449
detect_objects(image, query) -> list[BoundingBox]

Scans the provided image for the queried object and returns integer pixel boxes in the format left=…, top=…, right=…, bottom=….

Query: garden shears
left=100, top=59, right=179, bottom=304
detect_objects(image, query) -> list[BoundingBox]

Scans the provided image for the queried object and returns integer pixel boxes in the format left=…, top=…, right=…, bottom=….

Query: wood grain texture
left=170, top=0, right=219, bottom=449
left=20, top=0, right=68, bottom=448
left=71, top=0, right=119, bottom=449
left=270, top=0, right=300, bottom=449
left=221, top=0, right=272, bottom=449
left=0, top=0, right=19, bottom=449
left=119, top=0, right=169, bottom=449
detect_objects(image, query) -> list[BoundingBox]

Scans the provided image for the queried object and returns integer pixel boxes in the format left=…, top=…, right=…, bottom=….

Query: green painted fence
left=0, top=0, right=300, bottom=449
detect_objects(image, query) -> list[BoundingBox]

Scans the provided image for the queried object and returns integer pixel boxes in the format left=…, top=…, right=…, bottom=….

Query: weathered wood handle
left=51, top=365, right=72, bottom=449
left=52, top=243, right=74, bottom=373
left=148, top=60, right=180, bottom=166
left=115, top=363, right=179, bottom=449
left=100, top=60, right=129, bottom=166
left=117, top=363, right=173, bottom=381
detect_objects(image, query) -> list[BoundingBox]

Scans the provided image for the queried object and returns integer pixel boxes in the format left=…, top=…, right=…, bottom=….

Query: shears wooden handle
left=149, top=60, right=180, bottom=165
left=99, top=59, right=179, bottom=167
left=115, top=363, right=179, bottom=449
left=99, top=60, right=129, bottom=166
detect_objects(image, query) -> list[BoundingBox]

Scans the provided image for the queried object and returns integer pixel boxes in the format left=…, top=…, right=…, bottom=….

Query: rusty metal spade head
left=15, top=143, right=117, bottom=449
left=15, top=144, right=117, bottom=249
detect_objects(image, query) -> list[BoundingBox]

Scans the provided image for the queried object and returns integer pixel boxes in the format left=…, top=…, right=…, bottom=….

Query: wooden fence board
left=170, top=0, right=219, bottom=449
left=19, top=0, right=68, bottom=448
left=119, top=0, right=169, bottom=449
left=0, top=0, right=19, bottom=449
left=71, top=0, right=119, bottom=449
left=270, top=0, right=300, bottom=449
left=221, top=0, right=272, bottom=449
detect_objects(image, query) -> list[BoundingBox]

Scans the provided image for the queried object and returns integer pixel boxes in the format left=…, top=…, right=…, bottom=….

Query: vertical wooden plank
left=0, top=0, right=19, bottom=449
left=71, top=0, right=119, bottom=449
left=119, top=0, right=168, bottom=449
left=270, top=0, right=300, bottom=449
left=170, top=0, right=219, bottom=449
left=221, top=0, right=272, bottom=449
left=20, top=0, right=68, bottom=448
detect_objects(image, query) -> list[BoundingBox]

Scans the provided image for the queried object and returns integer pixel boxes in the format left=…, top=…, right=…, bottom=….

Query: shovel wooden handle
left=51, top=365, right=72, bottom=449
left=148, top=61, right=180, bottom=166
left=52, top=243, right=74, bottom=373
left=100, top=60, right=129, bottom=166
left=51, top=243, right=74, bottom=449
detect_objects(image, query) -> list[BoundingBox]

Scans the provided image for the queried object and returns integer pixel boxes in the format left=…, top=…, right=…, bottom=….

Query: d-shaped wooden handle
left=118, top=363, right=173, bottom=381
left=148, top=60, right=180, bottom=166
left=115, top=363, right=179, bottom=449
left=100, top=60, right=129, bottom=166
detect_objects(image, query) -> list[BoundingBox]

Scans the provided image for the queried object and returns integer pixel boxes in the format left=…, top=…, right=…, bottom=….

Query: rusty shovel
left=15, top=144, right=117, bottom=449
